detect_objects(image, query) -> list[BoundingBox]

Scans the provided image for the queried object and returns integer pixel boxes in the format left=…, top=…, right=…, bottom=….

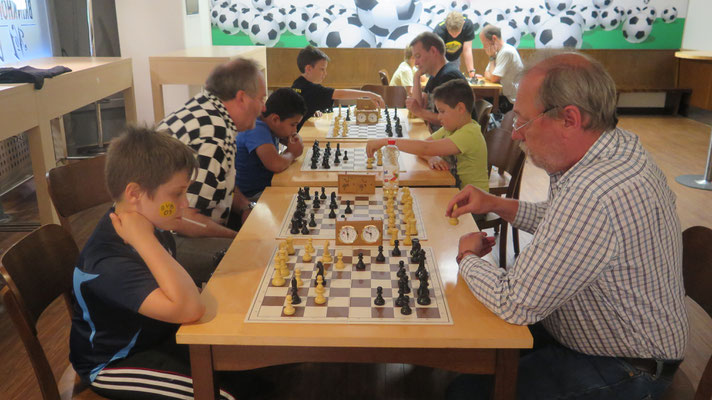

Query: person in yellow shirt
left=390, top=46, right=416, bottom=87
left=367, top=79, right=488, bottom=192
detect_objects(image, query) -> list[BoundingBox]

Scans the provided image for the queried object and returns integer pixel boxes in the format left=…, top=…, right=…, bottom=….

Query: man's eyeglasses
left=512, top=107, right=558, bottom=132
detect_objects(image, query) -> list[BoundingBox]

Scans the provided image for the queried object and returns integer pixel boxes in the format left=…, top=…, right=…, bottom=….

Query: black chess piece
left=400, top=274, right=410, bottom=294
left=346, top=108, right=351, bottom=121
left=396, top=260, right=406, bottom=278
left=309, top=213, right=317, bottom=227
left=356, top=252, right=366, bottom=270
left=400, top=296, right=412, bottom=315
left=395, top=289, right=406, bottom=307
left=331, top=191, right=337, bottom=201
left=343, top=150, right=349, bottom=161
left=375, top=245, right=386, bottom=262
left=321, top=156, right=330, bottom=169
left=297, top=187, right=304, bottom=199
left=396, top=124, right=403, bottom=138
left=345, top=200, right=353, bottom=214
left=333, top=153, right=340, bottom=165
left=415, top=258, right=427, bottom=280
left=328, top=208, right=337, bottom=219
left=392, top=240, right=401, bottom=256
left=336, top=143, right=341, bottom=156
left=300, top=221, right=309, bottom=235
left=304, top=187, right=311, bottom=199
left=417, top=273, right=431, bottom=305
left=320, top=187, right=327, bottom=199
left=290, top=219, right=300, bottom=234
left=291, top=278, right=302, bottom=304
left=311, top=159, right=318, bottom=169
left=374, top=286, right=385, bottom=306
left=314, top=261, right=326, bottom=286
left=313, top=196, right=321, bottom=209
left=329, top=199, right=337, bottom=210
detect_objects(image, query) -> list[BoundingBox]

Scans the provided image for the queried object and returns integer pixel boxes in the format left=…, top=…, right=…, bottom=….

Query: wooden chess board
left=300, top=147, right=379, bottom=172
left=277, top=188, right=428, bottom=240
left=245, top=244, right=452, bottom=324
left=327, top=107, right=410, bottom=141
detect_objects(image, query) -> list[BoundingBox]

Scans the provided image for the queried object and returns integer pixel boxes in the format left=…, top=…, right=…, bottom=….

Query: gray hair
left=204, top=58, right=262, bottom=101
left=480, top=25, right=501, bottom=40
left=523, top=52, right=618, bottom=132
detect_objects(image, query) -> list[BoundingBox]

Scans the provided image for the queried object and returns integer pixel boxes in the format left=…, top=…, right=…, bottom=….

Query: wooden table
left=676, top=50, right=712, bottom=111
left=271, top=141, right=455, bottom=187
left=0, top=57, right=136, bottom=225
left=177, top=186, right=532, bottom=400
left=470, top=80, right=503, bottom=112
left=149, top=46, right=267, bottom=122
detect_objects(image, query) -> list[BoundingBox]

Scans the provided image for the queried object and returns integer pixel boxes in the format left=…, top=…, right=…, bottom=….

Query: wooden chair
left=480, top=112, right=526, bottom=268
left=0, top=224, right=106, bottom=400
left=361, top=85, right=408, bottom=108
left=378, top=69, right=390, bottom=86
left=473, top=99, right=493, bottom=135
left=46, top=155, right=112, bottom=248
left=682, top=226, right=712, bottom=400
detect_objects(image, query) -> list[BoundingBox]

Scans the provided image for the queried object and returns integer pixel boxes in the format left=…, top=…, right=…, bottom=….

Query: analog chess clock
left=335, top=219, right=383, bottom=245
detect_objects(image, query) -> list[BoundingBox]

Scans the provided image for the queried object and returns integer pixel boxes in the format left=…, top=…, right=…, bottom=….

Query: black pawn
left=343, top=151, right=349, bottom=161
left=395, top=290, right=406, bottom=307
left=396, top=260, right=406, bottom=278
left=399, top=274, right=410, bottom=294
left=345, top=200, right=353, bottom=214
left=300, top=221, right=309, bottom=235
left=375, top=245, right=386, bottom=262
left=400, top=296, right=412, bottom=315
left=320, top=187, right=327, bottom=199
left=291, top=278, right=301, bottom=304
left=303, top=187, right=311, bottom=199
left=356, top=252, right=366, bottom=270
left=334, top=153, right=340, bottom=165
left=311, top=159, right=318, bottom=169
left=309, top=213, right=317, bottom=227
left=336, top=143, right=341, bottom=156
left=374, top=286, right=385, bottom=306
left=313, top=195, right=321, bottom=209
left=391, top=240, right=401, bottom=256
left=328, top=208, right=336, bottom=219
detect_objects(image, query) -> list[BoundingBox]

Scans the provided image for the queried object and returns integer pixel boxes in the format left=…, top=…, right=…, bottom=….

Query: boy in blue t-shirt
left=70, top=127, right=246, bottom=399
left=236, top=88, right=307, bottom=199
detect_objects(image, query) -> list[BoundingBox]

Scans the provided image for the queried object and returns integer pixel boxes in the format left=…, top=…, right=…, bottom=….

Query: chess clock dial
left=357, top=113, right=367, bottom=123
left=339, top=225, right=358, bottom=244
left=367, top=113, right=378, bottom=123
left=362, top=224, right=381, bottom=243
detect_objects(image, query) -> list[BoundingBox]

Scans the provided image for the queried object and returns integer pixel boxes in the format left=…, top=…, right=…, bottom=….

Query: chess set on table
left=300, top=140, right=399, bottom=172
left=245, top=240, right=452, bottom=324
left=326, top=105, right=409, bottom=140
left=277, top=186, right=428, bottom=241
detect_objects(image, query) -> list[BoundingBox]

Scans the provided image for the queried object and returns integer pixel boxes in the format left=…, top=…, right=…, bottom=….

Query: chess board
left=327, top=107, right=409, bottom=141
left=277, top=188, right=428, bottom=240
left=245, top=244, right=452, bottom=324
left=300, top=147, right=379, bottom=172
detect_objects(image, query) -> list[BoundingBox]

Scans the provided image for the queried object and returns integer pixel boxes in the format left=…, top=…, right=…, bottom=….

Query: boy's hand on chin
left=110, top=212, right=155, bottom=248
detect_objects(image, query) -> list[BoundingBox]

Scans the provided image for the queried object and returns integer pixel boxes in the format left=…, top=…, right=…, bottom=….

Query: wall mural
left=210, top=0, right=688, bottom=50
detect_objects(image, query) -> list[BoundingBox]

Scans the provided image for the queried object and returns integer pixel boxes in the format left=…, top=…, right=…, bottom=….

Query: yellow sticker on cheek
left=159, top=201, right=176, bottom=217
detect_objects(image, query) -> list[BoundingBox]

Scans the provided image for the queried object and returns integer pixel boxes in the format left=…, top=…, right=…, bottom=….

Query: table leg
left=491, top=349, right=519, bottom=400
left=190, top=345, right=217, bottom=400
left=675, top=126, right=712, bottom=191
left=27, top=120, right=59, bottom=225
left=150, top=70, right=166, bottom=123
left=122, top=85, right=138, bottom=124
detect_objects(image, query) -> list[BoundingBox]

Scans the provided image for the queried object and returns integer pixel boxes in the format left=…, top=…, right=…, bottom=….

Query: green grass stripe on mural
left=212, top=28, right=309, bottom=47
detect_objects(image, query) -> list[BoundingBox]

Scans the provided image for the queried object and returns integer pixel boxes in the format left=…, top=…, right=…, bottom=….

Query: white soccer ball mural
left=210, top=0, right=687, bottom=49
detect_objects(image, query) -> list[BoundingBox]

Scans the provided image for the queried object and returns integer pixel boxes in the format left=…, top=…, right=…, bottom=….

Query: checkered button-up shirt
left=157, top=90, right=238, bottom=225
left=459, top=127, right=688, bottom=360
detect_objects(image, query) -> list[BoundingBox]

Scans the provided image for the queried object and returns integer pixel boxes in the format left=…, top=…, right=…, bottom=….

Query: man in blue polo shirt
left=235, top=88, right=307, bottom=200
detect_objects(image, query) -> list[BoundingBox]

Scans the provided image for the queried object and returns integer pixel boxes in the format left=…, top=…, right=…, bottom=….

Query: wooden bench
left=616, top=87, right=692, bottom=116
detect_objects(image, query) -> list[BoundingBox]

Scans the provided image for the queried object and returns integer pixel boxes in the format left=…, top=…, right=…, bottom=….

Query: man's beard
left=519, top=142, right=557, bottom=174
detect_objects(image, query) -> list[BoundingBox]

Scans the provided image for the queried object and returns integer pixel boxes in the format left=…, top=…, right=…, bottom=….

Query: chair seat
left=59, top=365, right=107, bottom=400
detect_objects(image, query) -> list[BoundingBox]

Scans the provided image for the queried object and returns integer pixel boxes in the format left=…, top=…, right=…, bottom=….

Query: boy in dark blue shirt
left=69, top=127, right=243, bottom=399
left=236, top=88, right=306, bottom=199
left=292, top=45, right=386, bottom=131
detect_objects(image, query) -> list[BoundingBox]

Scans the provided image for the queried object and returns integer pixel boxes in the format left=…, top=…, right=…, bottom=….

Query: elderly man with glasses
left=445, top=52, right=687, bottom=400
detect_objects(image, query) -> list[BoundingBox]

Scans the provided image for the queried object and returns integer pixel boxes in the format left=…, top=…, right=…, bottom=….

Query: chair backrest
left=473, top=99, right=493, bottom=135
left=378, top=69, right=389, bottom=86
left=1, top=224, right=79, bottom=400
left=46, top=155, right=111, bottom=241
left=485, top=111, right=525, bottom=199
left=681, top=226, right=712, bottom=400
left=361, top=85, right=408, bottom=108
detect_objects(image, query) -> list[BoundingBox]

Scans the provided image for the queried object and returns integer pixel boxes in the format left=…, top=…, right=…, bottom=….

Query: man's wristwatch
left=241, top=202, right=256, bottom=212
left=456, top=250, right=478, bottom=264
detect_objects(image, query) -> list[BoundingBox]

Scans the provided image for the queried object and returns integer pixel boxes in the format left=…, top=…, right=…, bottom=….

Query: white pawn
left=286, top=238, right=295, bottom=255
left=295, top=268, right=303, bottom=287
left=283, top=294, right=296, bottom=316
left=335, top=252, right=345, bottom=270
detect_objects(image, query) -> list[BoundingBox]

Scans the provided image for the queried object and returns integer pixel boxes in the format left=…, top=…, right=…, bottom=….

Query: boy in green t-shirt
left=366, top=79, right=488, bottom=191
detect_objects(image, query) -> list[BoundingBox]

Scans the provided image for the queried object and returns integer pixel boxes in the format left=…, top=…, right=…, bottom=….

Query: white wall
left=115, top=0, right=211, bottom=125
left=681, top=0, right=712, bottom=51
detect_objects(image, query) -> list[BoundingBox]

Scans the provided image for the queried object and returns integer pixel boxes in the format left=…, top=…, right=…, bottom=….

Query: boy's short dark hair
left=432, top=79, right=474, bottom=113
left=264, top=88, right=307, bottom=120
left=410, top=32, right=445, bottom=55
left=297, top=45, right=330, bottom=73
left=106, top=126, right=198, bottom=200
